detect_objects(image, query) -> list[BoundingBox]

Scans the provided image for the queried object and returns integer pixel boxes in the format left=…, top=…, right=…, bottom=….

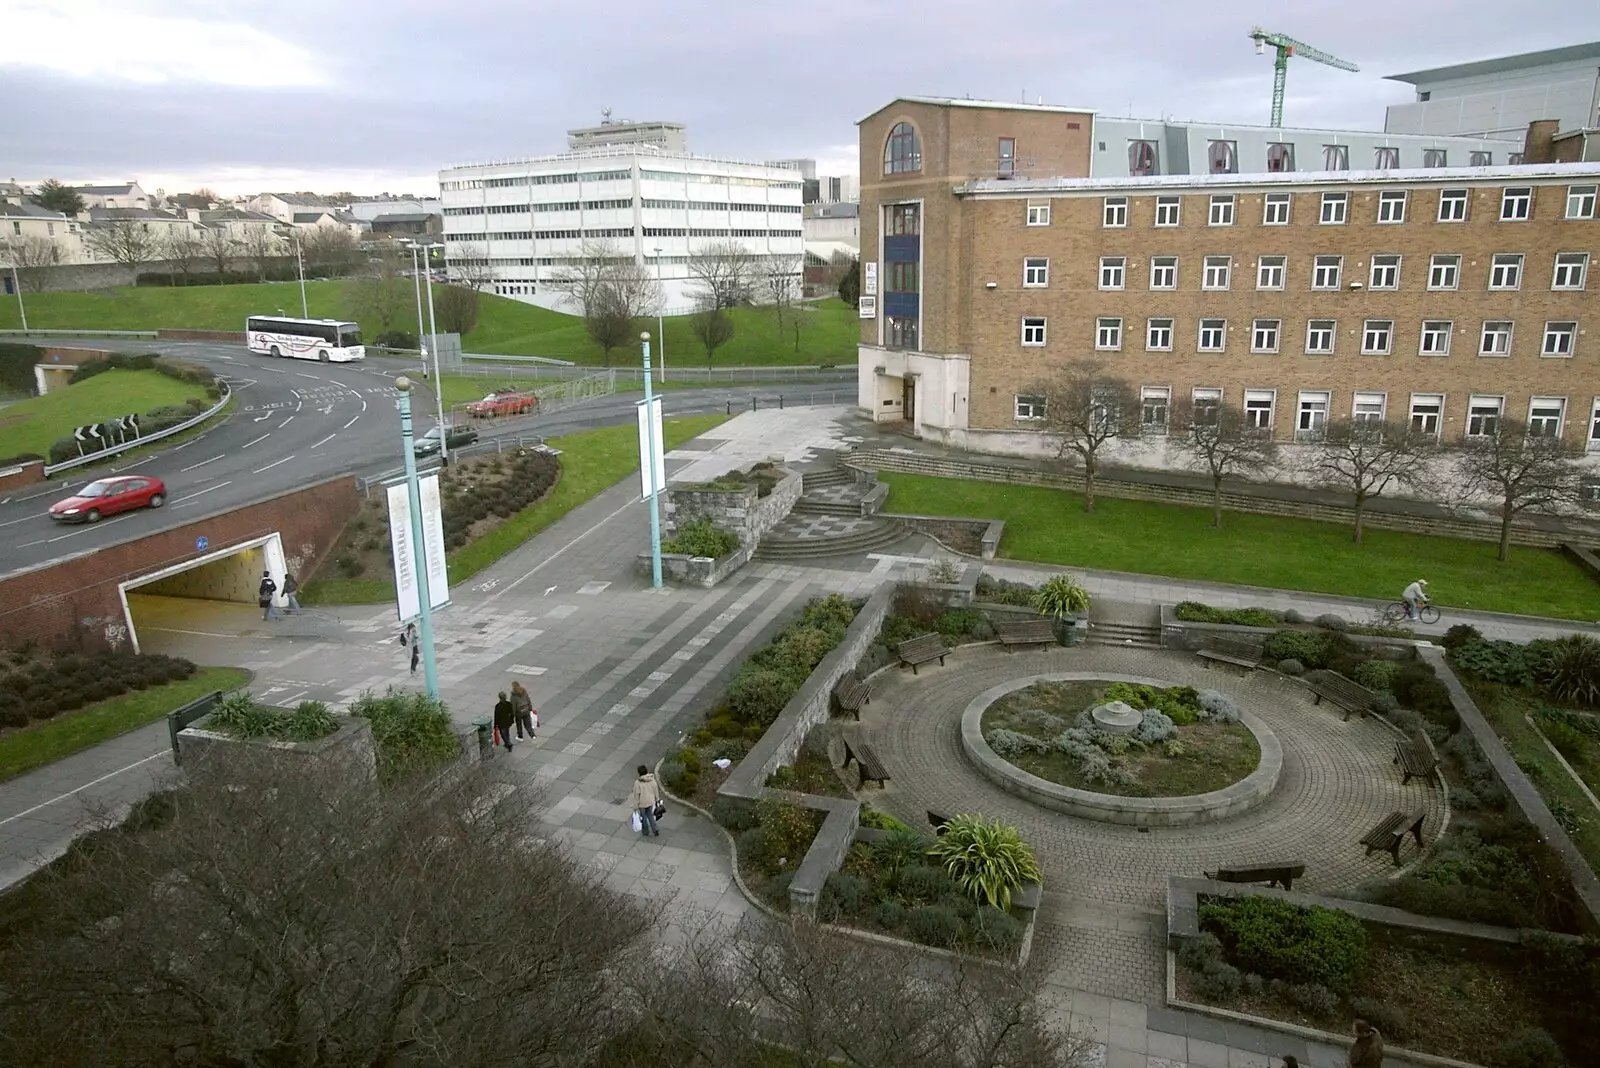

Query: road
left=0, top=340, right=853, bottom=574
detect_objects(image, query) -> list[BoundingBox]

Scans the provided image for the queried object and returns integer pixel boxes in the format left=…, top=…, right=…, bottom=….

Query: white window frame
left=1528, top=396, right=1566, bottom=439
left=1208, top=195, right=1235, bottom=226
left=1141, top=386, right=1171, bottom=432
left=1588, top=398, right=1600, bottom=451
left=1488, top=253, right=1523, bottom=291
left=1543, top=321, right=1578, bottom=358
left=1438, top=189, right=1468, bottom=222
left=1191, top=387, right=1223, bottom=426
left=1420, top=320, right=1453, bottom=356
left=1021, top=317, right=1047, bottom=347
left=1410, top=393, right=1444, bottom=437
left=1022, top=257, right=1049, bottom=288
left=1026, top=202, right=1051, bottom=226
left=1319, top=192, right=1349, bottom=224
left=1251, top=319, right=1281, bottom=354
left=1146, top=318, right=1174, bottom=351
left=1500, top=186, right=1532, bottom=221
left=1352, top=391, right=1387, bottom=423
left=1201, top=255, right=1231, bottom=291
left=1466, top=394, right=1504, bottom=437
left=1095, top=317, right=1123, bottom=351
left=1362, top=319, right=1394, bottom=355
left=1311, top=254, right=1343, bottom=290
left=1479, top=320, right=1514, bottom=356
left=1568, top=185, right=1597, bottom=220
left=1256, top=255, right=1285, bottom=290
left=1553, top=252, right=1589, bottom=291
left=1262, top=193, right=1291, bottom=225
left=1296, top=390, right=1331, bottom=439
left=1149, top=256, right=1177, bottom=290
left=1377, top=190, right=1408, bottom=224
left=1305, top=319, right=1336, bottom=355
left=1099, top=256, right=1126, bottom=290
left=1103, top=197, right=1128, bottom=227
left=1197, top=318, right=1226, bottom=352
left=1243, top=389, right=1276, bottom=430
left=1155, top=196, right=1181, bottom=227
left=1014, top=394, right=1047, bottom=421
left=1428, top=254, right=1460, bottom=290
left=1369, top=254, right=1400, bottom=290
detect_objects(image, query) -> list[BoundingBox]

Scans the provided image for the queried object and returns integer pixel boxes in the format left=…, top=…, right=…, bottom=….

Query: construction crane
left=1248, top=27, right=1359, bottom=127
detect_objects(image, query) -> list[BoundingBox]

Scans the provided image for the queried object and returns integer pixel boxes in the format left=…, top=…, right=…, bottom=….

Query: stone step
left=792, top=499, right=862, bottom=516
left=801, top=468, right=854, bottom=489
left=754, top=523, right=910, bottom=560
left=1085, top=621, right=1163, bottom=649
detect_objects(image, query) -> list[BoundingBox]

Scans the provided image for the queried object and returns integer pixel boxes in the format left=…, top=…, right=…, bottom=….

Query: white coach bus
left=245, top=316, right=365, bottom=362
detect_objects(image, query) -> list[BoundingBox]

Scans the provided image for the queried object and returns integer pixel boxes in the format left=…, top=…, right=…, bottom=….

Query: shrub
left=1132, top=708, right=1176, bottom=744
left=801, top=593, right=856, bottom=632
left=819, top=872, right=869, bottom=920
left=871, top=830, right=931, bottom=874
left=1196, top=690, right=1241, bottom=723
left=1277, top=659, right=1305, bottom=676
left=1014, top=708, right=1067, bottom=734
left=896, top=864, right=957, bottom=905
left=1177, top=932, right=1224, bottom=972
left=1262, top=631, right=1329, bottom=668
left=1351, top=659, right=1402, bottom=693
left=926, top=815, right=1041, bottom=910
left=1174, top=601, right=1282, bottom=628
left=1441, top=623, right=1483, bottom=650
left=935, top=608, right=984, bottom=639
left=1449, top=639, right=1530, bottom=686
left=661, top=517, right=739, bottom=559
left=1539, top=717, right=1591, bottom=761
left=1286, top=982, right=1339, bottom=1018
left=706, top=715, right=743, bottom=738
left=735, top=828, right=766, bottom=869
left=711, top=796, right=756, bottom=832
left=1535, top=634, right=1600, bottom=707
left=766, top=870, right=794, bottom=903
left=1313, top=613, right=1349, bottom=632
left=372, top=330, right=419, bottom=349
left=926, top=558, right=961, bottom=584
left=1032, top=574, right=1090, bottom=618
left=1496, top=1027, right=1567, bottom=1068
left=1193, top=960, right=1242, bottom=1000
left=986, top=728, right=1049, bottom=756
left=1198, top=896, right=1368, bottom=993
left=858, top=807, right=914, bottom=834
left=281, top=700, right=338, bottom=742
left=348, top=687, right=460, bottom=780
left=1101, top=682, right=1202, bottom=724
left=905, top=905, right=965, bottom=948
left=1347, top=997, right=1408, bottom=1041
left=755, top=796, right=815, bottom=870
left=974, top=575, right=1037, bottom=607
left=872, top=900, right=906, bottom=930
left=971, top=906, right=1024, bottom=953
left=726, top=667, right=798, bottom=726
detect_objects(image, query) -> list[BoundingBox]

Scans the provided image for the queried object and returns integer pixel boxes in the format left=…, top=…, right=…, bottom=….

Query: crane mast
left=1248, top=27, right=1360, bottom=127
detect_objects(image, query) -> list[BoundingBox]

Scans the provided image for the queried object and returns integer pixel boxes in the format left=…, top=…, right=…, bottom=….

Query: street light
left=408, top=242, right=429, bottom=382
left=421, top=247, right=448, bottom=465
left=292, top=231, right=309, bottom=317
left=641, top=331, right=663, bottom=589
left=652, top=246, right=665, bottom=385
left=394, top=375, right=440, bottom=698
left=8, top=264, right=25, bottom=331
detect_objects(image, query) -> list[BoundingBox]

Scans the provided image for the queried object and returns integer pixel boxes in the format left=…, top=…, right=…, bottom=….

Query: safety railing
left=43, top=382, right=232, bottom=476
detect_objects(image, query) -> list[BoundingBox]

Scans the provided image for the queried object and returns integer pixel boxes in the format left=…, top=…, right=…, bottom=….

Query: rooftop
left=1098, top=115, right=1520, bottom=143
left=371, top=212, right=435, bottom=224
left=86, top=206, right=182, bottom=222
left=0, top=201, right=68, bottom=219
left=271, top=193, right=339, bottom=206
left=442, top=144, right=802, bottom=174
left=859, top=96, right=1099, bottom=124
left=1387, top=40, right=1600, bottom=85
left=958, top=160, right=1600, bottom=196
left=73, top=183, right=139, bottom=195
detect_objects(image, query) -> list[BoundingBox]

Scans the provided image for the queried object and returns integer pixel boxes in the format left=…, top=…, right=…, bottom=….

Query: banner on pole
left=386, top=473, right=450, bottom=623
left=636, top=396, right=665, bottom=500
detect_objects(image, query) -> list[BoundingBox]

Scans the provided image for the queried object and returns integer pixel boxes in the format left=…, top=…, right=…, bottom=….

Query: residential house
left=73, top=182, right=151, bottom=210
left=367, top=212, right=442, bottom=241
left=247, top=192, right=342, bottom=223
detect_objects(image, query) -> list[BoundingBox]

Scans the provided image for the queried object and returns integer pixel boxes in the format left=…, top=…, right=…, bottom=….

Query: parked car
left=414, top=424, right=479, bottom=457
left=467, top=389, right=538, bottom=418
left=49, top=475, right=167, bottom=523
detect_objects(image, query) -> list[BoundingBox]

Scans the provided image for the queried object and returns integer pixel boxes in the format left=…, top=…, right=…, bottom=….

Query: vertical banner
left=636, top=396, right=665, bottom=500
left=419, top=474, right=450, bottom=611
left=386, top=483, right=419, bottom=623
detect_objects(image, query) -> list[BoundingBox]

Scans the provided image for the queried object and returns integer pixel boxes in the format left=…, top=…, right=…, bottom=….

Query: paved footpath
left=0, top=407, right=1491, bottom=1067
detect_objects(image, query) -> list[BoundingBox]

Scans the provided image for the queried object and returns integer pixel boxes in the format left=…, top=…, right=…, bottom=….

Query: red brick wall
left=0, top=475, right=359, bottom=652
left=37, top=346, right=112, bottom=367
left=157, top=330, right=245, bottom=343
left=0, top=461, right=45, bottom=491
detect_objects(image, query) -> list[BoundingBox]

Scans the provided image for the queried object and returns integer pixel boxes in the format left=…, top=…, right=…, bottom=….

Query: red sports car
left=49, top=475, right=168, bottom=523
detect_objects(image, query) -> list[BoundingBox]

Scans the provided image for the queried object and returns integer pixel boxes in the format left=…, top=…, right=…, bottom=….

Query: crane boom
left=1248, top=27, right=1360, bottom=127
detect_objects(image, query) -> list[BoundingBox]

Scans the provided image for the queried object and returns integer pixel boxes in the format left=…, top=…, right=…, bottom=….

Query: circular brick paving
left=862, top=644, right=1449, bottom=912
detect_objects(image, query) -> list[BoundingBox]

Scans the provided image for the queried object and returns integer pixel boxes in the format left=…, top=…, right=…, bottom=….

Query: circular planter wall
left=961, top=672, right=1282, bottom=827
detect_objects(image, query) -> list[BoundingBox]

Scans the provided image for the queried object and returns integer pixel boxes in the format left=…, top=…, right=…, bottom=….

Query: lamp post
left=394, top=375, right=440, bottom=698
left=652, top=246, right=665, bottom=384
left=641, top=332, right=663, bottom=589
left=408, top=242, right=429, bottom=382
left=8, top=264, right=25, bottom=331
left=292, top=231, right=308, bottom=317
left=421, top=249, right=447, bottom=464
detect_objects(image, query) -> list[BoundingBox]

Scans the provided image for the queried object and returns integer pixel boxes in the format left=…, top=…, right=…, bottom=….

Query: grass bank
left=0, top=369, right=210, bottom=459
left=879, top=472, right=1600, bottom=621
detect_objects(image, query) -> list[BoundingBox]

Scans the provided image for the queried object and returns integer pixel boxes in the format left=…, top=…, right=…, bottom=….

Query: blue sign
left=195, top=536, right=209, bottom=553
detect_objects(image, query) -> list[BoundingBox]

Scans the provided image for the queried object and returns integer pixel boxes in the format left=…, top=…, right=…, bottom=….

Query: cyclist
left=1402, top=579, right=1429, bottom=621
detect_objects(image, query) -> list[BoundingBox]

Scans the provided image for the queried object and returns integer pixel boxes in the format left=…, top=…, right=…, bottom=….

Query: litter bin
left=472, top=718, right=492, bottom=759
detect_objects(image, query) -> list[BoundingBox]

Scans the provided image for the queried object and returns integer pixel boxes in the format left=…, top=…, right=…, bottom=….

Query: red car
left=49, top=475, right=168, bottom=523
left=467, top=390, right=538, bottom=419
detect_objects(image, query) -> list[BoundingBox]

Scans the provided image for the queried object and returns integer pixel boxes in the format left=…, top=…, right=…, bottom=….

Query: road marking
left=171, top=481, right=231, bottom=505
left=143, top=626, right=237, bottom=638
left=360, top=399, right=367, bottom=411
left=179, top=454, right=224, bottom=472
left=492, top=497, right=638, bottom=600
left=16, top=538, right=47, bottom=547
left=252, top=455, right=296, bottom=473
left=296, top=373, right=322, bottom=381
left=0, top=511, right=47, bottom=528
left=341, top=414, right=360, bottom=429
left=241, top=433, right=271, bottom=449
left=309, top=433, right=336, bottom=449
left=0, top=750, right=168, bottom=828
left=278, top=415, right=295, bottom=428
left=509, top=665, right=548, bottom=675
left=112, top=456, right=156, bottom=471
left=48, top=514, right=132, bottom=541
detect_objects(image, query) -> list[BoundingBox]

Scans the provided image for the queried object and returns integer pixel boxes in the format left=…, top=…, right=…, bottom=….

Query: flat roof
left=959, top=160, right=1600, bottom=196
left=1387, top=40, right=1600, bottom=84
left=858, top=96, right=1098, bottom=125
left=1097, top=115, right=1520, bottom=144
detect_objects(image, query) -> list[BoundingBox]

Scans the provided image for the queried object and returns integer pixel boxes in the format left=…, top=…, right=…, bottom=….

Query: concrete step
left=754, top=522, right=909, bottom=560
left=792, top=499, right=862, bottom=516
left=801, top=468, right=854, bottom=490
left=1085, top=621, right=1163, bottom=649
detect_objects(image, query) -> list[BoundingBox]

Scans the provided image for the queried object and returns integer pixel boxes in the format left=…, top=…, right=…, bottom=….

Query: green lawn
left=302, top=413, right=731, bottom=604
left=0, top=369, right=211, bottom=459
left=0, top=281, right=859, bottom=367
left=0, top=667, right=250, bottom=783
left=880, top=472, right=1600, bottom=621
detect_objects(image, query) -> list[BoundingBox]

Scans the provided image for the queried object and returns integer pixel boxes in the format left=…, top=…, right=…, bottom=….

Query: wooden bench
left=897, top=633, right=949, bottom=674
left=1360, top=809, right=1427, bottom=867
left=1203, top=862, right=1306, bottom=891
left=1394, top=730, right=1441, bottom=786
left=927, top=809, right=952, bottom=835
left=832, top=670, right=870, bottom=721
left=1305, top=670, right=1378, bottom=721
left=1195, top=636, right=1263, bottom=671
left=842, top=736, right=890, bottom=789
left=994, top=618, right=1057, bottom=649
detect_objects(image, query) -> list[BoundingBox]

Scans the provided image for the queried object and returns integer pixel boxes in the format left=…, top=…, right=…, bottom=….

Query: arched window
left=884, top=122, right=921, bottom=174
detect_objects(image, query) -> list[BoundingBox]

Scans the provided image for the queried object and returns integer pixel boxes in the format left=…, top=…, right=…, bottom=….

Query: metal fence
left=167, top=690, right=224, bottom=762
left=43, top=383, right=232, bottom=476
left=455, top=360, right=852, bottom=384
left=0, top=328, right=159, bottom=339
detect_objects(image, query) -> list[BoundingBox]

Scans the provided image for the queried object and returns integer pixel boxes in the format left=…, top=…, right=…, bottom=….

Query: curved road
left=0, top=340, right=853, bottom=574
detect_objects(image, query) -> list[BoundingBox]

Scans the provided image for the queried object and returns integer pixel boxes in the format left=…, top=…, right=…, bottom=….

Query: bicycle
left=1382, top=601, right=1440, bottom=625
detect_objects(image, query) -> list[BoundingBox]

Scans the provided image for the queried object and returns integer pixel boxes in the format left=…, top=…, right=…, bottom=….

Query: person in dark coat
left=258, top=571, right=278, bottom=621
left=1347, top=1020, right=1384, bottom=1068
left=493, top=692, right=516, bottom=753
left=509, top=680, right=536, bottom=739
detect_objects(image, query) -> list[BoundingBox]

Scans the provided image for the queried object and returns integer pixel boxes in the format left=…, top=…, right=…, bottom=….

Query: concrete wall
left=178, top=715, right=377, bottom=781
left=140, top=542, right=272, bottom=604
left=663, top=466, right=803, bottom=547
left=0, top=461, right=45, bottom=490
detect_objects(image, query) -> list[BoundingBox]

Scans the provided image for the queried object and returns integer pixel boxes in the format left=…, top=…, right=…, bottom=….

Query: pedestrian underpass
left=120, top=533, right=287, bottom=653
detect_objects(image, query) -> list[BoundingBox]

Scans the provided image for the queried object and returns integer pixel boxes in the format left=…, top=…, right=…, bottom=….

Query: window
left=1480, top=320, right=1514, bottom=356
left=1438, top=189, right=1468, bottom=222
left=1251, top=319, right=1281, bottom=353
left=885, top=261, right=919, bottom=291
left=1192, top=388, right=1223, bottom=426
left=1553, top=253, right=1589, bottom=290
left=1096, top=317, right=1123, bottom=350
left=1306, top=320, right=1336, bottom=355
left=1423, top=148, right=1448, bottom=168
left=1323, top=144, right=1350, bottom=170
left=1244, top=390, right=1275, bottom=429
left=1469, top=150, right=1493, bottom=167
left=1320, top=192, right=1349, bottom=224
left=1467, top=395, right=1503, bottom=437
left=1509, top=153, right=1525, bottom=165
left=1015, top=394, right=1046, bottom=420
left=1501, top=187, right=1532, bottom=221
left=886, top=317, right=918, bottom=349
left=1590, top=400, right=1600, bottom=452
left=1146, top=318, right=1174, bottom=351
left=1420, top=320, right=1453, bottom=355
left=1411, top=394, right=1444, bottom=436
left=1428, top=254, right=1460, bottom=290
left=1021, top=317, right=1047, bottom=346
left=1155, top=196, right=1181, bottom=227
left=1142, top=387, right=1171, bottom=430
left=1023, top=257, right=1049, bottom=287
left=1529, top=397, right=1566, bottom=438
left=1128, top=140, right=1159, bottom=176
left=1104, top=197, right=1128, bottom=227
left=1378, top=191, right=1407, bottom=223
left=1312, top=255, right=1343, bottom=290
left=1198, top=319, right=1226, bottom=351
left=1099, top=256, right=1126, bottom=290
left=1150, top=256, right=1177, bottom=289
left=1362, top=320, right=1394, bottom=355
left=1543, top=321, right=1578, bottom=357
left=1374, top=146, right=1400, bottom=170
left=1267, top=143, right=1296, bottom=172
left=1208, top=195, right=1235, bottom=226
left=1353, top=392, right=1386, bottom=423
left=998, top=137, right=1016, bottom=178
left=1257, top=255, right=1286, bottom=290
left=884, top=122, right=921, bottom=174
left=1026, top=202, right=1051, bottom=226
left=887, top=203, right=921, bottom=235
left=1370, top=254, right=1400, bottom=289
left=1208, top=141, right=1237, bottom=174
left=1202, top=256, right=1231, bottom=290
left=1297, top=391, right=1331, bottom=438
left=1568, top=185, right=1598, bottom=220
left=1489, top=253, right=1523, bottom=290
left=1263, top=193, right=1291, bottom=225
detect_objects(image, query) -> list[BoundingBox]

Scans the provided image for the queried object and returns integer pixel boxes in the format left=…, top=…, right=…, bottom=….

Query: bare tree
left=159, top=226, right=205, bottom=285
left=1167, top=397, right=1277, bottom=529
left=299, top=226, right=359, bottom=276
left=558, top=241, right=662, bottom=366
left=451, top=241, right=495, bottom=291
left=197, top=225, right=237, bottom=279
left=1033, top=361, right=1141, bottom=513
left=1309, top=419, right=1438, bottom=544
left=237, top=223, right=279, bottom=281
left=687, top=240, right=757, bottom=311
left=2, top=235, right=64, bottom=292
left=758, top=254, right=803, bottom=331
left=345, top=246, right=412, bottom=337
left=81, top=216, right=157, bottom=277
left=690, top=302, right=736, bottom=366
left=433, top=284, right=480, bottom=335
left=1454, top=419, right=1586, bottom=562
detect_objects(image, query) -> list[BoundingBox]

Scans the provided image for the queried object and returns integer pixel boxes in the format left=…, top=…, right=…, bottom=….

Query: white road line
left=0, top=511, right=47, bottom=528
left=492, top=497, right=638, bottom=600
left=341, top=415, right=360, bottom=429
left=171, top=481, right=231, bottom=505
left=0, top=750, right=169, bottom=828
left=16, top=538, right=47, bottom=547
left=113, top=456, right=156, bottom=472
left=360, top=399, right=367, bottom=411
left=143, top=626, right=237, bottom=638
left=241, top=433, right=271, bottom=448
left=278, top=415, right=295, bottom=428
left=296, top=372, right=321, bottom=380
left=48, top=515, right=132, bottom=541
left=309, top=433, right=336, bottom=449
left=253, top=455, right=296, bottom=473
left=179, top=454, right=224, bottom=472
left=290, top=389, right=301, bottom=398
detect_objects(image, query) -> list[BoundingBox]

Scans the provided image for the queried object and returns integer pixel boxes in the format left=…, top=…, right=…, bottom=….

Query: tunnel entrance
left=119, top=533, right=287, bottom=653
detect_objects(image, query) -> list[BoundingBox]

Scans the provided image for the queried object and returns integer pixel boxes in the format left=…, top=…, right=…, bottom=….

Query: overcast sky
left=4, top=0, right=1597, bottom=197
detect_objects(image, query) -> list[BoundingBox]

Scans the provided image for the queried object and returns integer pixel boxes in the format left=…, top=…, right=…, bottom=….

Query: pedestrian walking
left=258, top=571, right=279, bottom=621
left=493, top=691, right=516, bottom=754
left=1279, top=1058, right=1300, bottom=1068
left=282, top=572, right=302, bottom=615
left=399, top=621, right=421, bottom=674
left=510, top=680, right=537, bottom=739
left=1347, top=1020, right=1384, bottom=1068
left=629, top=765, right=661, bottom=837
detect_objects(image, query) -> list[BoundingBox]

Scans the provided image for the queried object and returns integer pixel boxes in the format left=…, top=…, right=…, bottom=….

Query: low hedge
left=0, top=650, right=197, bottom=730
left=47, top=354, right=225, bottom=464
left=1174, top=601, right=1284, bottom=628
left=1198, top=895, right=1368, bottom=994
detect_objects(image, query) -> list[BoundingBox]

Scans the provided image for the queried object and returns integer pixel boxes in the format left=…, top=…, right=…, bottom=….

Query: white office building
left=1384, top=41, right=1600, bottom=140
left=438, top=147, right=805, bottom=311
